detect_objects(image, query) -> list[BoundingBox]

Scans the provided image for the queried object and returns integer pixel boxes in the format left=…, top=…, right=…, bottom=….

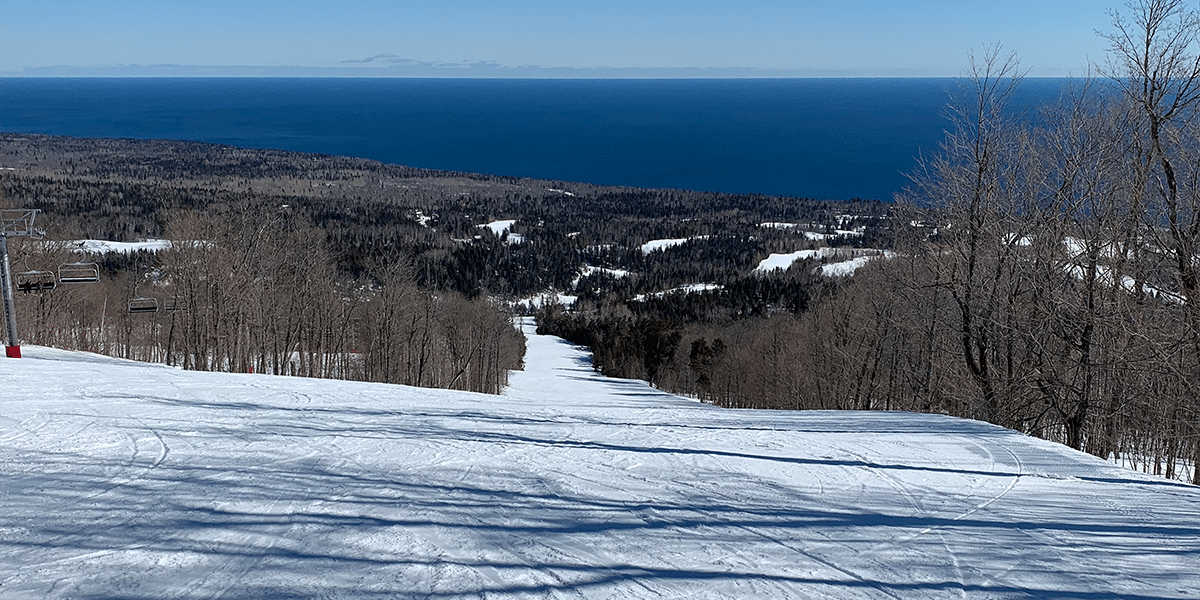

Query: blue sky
left=1, top=1, right=1114, bottom=76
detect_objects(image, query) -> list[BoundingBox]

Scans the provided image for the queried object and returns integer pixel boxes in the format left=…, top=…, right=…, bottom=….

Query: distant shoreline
left=0, top=132, right=831, bottom=201
left=0, top=78, right=1070, bottom=200
left=0, top=65, right=1036, bottom=78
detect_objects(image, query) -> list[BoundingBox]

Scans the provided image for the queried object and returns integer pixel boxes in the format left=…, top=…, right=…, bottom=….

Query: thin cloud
left=342, top=53, right=415, bottom=65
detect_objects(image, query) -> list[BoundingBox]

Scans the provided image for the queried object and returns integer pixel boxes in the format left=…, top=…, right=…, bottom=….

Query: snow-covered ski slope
left=2, top=320, right=1198, bottom=599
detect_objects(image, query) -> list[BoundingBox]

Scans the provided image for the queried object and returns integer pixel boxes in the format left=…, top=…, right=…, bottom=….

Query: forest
left=0, top=127, right=878, bottom=397
left=540, top=0, right=1200, bottom=485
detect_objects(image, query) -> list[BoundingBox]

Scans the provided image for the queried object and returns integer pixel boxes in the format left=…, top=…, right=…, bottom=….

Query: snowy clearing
left=816, top=251, right=895, bottom=277
left=571, top=265, right=631, bottom=289
left=754, top=248, right=837, bottom=273
left=480, top=220, right=518, bottom=236
left=640, top=236, right=708, bottom=255
left=513, top=292, right=579, bottom=310
left=758, top=222, right=863, bottom=240
left=630, top=283, right=724, bottom=302
left=69, top=239, right=174, bottom=254
left=803, top=229, right=864, bottom=241
left=1, top=321, right=1198, bottom=599
left=755, top=248, right=894, bottom=276
left=579, top=265, right=631, bottom=279
left=478, top=220, right=524, bottom=245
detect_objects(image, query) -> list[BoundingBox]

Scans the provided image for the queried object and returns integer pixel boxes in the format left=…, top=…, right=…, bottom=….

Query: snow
left=816, top=251, right=895, bottom=277
left=413, top=209, right=435, bottom=227
left=759, top=218, right=869, bottom=241
left=640, top=237, right=690, bottom=254
left=2, top=321, right=1199, bottom=598
left=817, top=255, right=876, bottom=277
left=568, top=266, right=630, bottom=297
left=631, top=283, right=723, bottom=302
left=804, top=229, right=865, bottom=241
left=481, top=219, right=518, bottom=236
left=754, top=248, right=836, bottom=273
left=759, top=221, right=864, bottom=241
left=478, top=220, right=525, bottom=244
left=578, top=265, right=631, bottom=280
left=69, top=238, right=174, bottom=254
left=1004, top=233, right=1034, bottom=247
left=640, top=236, right=708, bottom=255
left=514, top=292, right=579, bottom=310
left=755, top=248, right=894, bottom=277
left=1063, top=262, right=1185, bottom=305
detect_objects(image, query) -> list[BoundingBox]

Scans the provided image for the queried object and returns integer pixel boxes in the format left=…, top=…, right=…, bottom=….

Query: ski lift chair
left=58, top=262, right=100, bottom=284
left=127, top=297, right=160, bottom=314
left=15, top=270, right=56, bottom=293
left=163, top=297, right=186, bottom=312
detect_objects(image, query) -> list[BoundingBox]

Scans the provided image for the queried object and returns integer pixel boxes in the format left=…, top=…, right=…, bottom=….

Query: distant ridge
left=3, top=63, right=962, bottom=79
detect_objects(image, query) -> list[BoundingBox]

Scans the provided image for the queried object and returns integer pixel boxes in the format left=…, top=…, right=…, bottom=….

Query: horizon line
left=0, top=63, right=1082, bottom=79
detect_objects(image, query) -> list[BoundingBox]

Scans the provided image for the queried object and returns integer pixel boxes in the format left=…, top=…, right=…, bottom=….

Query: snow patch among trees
left=479, top=219, right=518, bottom=236
left=640, top=236, right=709, bottom=254
left=755, top=247, right=894, bottom=276
left=70, top=239, right=174, bottom=254
left=631, top=283, right=723, bottom=301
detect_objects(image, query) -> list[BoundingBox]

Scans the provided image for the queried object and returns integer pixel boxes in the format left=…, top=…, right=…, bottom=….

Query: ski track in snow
left=2, top=319, right=1199, bottom=598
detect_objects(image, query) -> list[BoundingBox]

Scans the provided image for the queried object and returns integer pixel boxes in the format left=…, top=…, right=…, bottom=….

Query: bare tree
left=1104, top=0, right=1200, bottom=483
left=903, top=47, right=1039, bottom=426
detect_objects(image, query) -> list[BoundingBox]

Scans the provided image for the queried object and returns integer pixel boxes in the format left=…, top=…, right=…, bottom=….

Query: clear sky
left=1, top=1, right=1115, bottom=77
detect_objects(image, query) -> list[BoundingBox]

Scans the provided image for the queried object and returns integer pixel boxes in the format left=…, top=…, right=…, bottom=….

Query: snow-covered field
left=2, top=321, right=1198, bottom=599
left=754, top=248, right=894, bottom=276
left=754, top=248, right=836, bottom=273
left=631, top=283, right=724, bottom=302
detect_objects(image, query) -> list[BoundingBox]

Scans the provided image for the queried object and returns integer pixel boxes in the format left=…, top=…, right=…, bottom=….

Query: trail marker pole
left=0, top=209, right=41, bottom=358
left=0, top=234, right=19, bottom=357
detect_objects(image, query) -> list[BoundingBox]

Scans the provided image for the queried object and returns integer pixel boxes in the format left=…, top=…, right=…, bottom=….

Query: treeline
left=5, top=205, right=524, bottom=394
left=537, top=264, right=840, bottom=385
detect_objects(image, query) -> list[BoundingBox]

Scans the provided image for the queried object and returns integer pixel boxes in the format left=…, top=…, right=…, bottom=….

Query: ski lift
left=127, top=296, right=160, bottom=314
left=58, top=262, right=100, bottom=284
left=163, top=297, right=186, bottom=312
left=15, top=270, right=56, bottom=293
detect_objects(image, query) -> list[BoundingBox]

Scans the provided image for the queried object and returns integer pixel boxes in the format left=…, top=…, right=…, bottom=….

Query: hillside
left=2, top=320, right=1197, bottom=599
left=0, top=132, right=886, bottom=300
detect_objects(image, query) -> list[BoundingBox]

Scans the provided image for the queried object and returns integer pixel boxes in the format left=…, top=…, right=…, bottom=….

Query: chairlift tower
left=0, top=209, right=41, bottom=358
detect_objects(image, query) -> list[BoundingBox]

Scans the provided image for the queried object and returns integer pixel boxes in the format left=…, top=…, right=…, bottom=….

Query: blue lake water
left=0, top=78, right=1069, bottom=200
